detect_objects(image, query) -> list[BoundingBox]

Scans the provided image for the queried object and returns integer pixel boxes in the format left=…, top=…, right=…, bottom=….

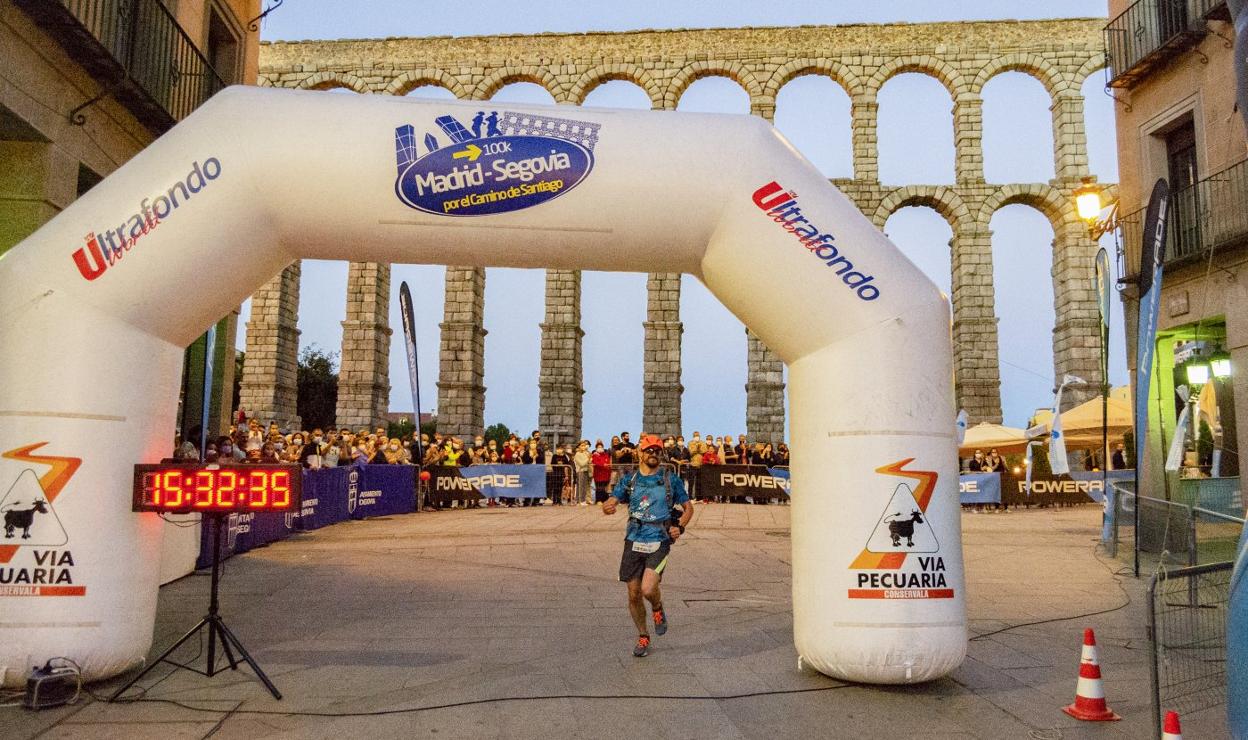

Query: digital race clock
left=132, top=464, right=301, bottom=513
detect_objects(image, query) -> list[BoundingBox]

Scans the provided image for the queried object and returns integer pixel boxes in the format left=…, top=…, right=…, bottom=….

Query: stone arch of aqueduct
left=244, top=18, right=1111, bottom=441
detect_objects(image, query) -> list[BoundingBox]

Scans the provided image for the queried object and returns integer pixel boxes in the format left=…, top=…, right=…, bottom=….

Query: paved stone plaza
left=5, top=504, right=1227, bottom=739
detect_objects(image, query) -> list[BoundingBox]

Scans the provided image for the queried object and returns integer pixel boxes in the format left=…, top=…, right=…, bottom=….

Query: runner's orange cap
left=638, top=434, right=663, bottom=452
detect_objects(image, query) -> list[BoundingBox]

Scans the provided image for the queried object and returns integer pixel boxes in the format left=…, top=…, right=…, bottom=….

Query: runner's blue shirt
left=611, top=470, right=689, bottom=543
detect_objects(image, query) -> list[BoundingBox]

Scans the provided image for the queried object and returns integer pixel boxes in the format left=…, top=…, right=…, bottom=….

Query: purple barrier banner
left=350, top=464, right=416, bottom=519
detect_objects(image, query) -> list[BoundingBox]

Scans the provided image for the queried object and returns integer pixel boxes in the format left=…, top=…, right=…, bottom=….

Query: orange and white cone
left=1062, top=628, right=1121, bottom=721
left=1162, top=710, right=1182, bottom=739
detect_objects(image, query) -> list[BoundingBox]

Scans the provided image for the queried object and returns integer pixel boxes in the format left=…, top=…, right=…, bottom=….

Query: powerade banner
left=428, top=464, right=546, bottom=500
left=394, top=110, right=600, bottom=217
left=1002, top=469, right=1135, bottom=505
left=695, top=465, right=791, bottom=499
left=1134, top=179, right=1169, bottom=487
left=958, top=473, right=1001, bottom=504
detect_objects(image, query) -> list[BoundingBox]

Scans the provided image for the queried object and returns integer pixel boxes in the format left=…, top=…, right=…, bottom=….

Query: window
left=1165, top=118, right=1200, bottom=256
left=205, top=3, right=241, bottom=85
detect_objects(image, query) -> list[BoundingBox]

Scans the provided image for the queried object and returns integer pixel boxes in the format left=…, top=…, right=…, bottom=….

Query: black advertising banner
left=399, top=281, right=424, bottom=462
left=1134, top=179, right=1169, bottom=484
left=695, top=465, right=791, bottom=500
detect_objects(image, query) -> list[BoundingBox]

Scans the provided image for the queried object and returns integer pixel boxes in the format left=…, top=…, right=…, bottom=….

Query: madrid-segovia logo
left=393, top=110, right=601, bottom=217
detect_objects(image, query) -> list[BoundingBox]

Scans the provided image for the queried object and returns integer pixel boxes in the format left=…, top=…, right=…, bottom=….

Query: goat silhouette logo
left=0, top=469, right=68, bottom=547
left=863, top=483, right=939, bottom=554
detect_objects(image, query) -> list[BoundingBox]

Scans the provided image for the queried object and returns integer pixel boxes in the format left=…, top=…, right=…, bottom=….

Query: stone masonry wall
left=258, top=18, right=1112, bottom=430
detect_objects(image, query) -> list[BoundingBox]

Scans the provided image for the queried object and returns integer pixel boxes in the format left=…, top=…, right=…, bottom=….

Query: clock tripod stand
left=109, top=512, right=281, bottom=701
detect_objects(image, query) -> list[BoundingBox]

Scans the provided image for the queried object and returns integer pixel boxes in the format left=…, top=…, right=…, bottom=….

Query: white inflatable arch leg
left=0, top=87, right=964, bottom=685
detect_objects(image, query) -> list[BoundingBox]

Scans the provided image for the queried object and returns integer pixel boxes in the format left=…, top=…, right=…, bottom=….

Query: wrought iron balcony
left=15, top=0, right=229, bottom=133
left=1104, top=0, right=1225, bottom=88
left=1119, top=158, right=1248, bottom=282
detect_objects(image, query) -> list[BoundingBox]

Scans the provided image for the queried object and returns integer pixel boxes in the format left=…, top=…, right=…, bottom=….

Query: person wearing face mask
left=472, top=436, right=486, bottom=464
left=967, top=450, right=985, bottom=472
left=573, top=440, right=592, bottom=506
left=591, top=440, right=612, bottom=504
left=379, top=439, right=404, bottom=465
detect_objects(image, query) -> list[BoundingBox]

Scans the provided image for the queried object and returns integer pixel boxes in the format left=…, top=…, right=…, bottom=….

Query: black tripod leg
left=108, top=617, right=210, bottom=701
left=215, top=620, right=282, bottom=700
left=214, top=619, right=240, bottom=671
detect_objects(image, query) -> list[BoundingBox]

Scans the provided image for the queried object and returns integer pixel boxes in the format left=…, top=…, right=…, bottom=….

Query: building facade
left=1, top=0, right=261, bottom=438
left=246, top=19, right=1110, bottom=441
left=1106, top=0, right=1246, bottom=487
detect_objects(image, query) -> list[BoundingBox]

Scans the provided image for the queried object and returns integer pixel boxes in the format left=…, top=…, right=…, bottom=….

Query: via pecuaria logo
left=394, top=110, right=600, bottom=217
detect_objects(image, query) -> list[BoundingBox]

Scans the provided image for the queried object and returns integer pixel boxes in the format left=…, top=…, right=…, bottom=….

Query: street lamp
left=1073, top=176, right=1118, bottom=240
left=1185, top=359, right=1211, bottom=386
left=1210, top=352, right=1232, bottom=379
left=1075, top=177, right=1102, bottom=221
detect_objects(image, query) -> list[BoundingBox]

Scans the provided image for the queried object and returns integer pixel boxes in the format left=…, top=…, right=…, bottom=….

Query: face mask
left=390, top=444, right=399, bottom=451
left=313, top=436, right=322, bottom=443
left=221, top=445, right=232, bottom=454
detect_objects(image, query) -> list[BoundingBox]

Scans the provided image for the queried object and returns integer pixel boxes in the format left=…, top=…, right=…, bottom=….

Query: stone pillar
left=850, top=93, right=879, bottom=183
left=336, top=262, right=392, bottom=430
left=745, top=329, right=786, bottom=443
left=239, top=261, right=302, bottom=429
left=538, top=269, right=584, bottom=443
left=953, top=93, right=984, bottom=184
left=951, top=227, right=1003, bottom=423
left=1050, top=93, right=1090, bottom=183
left=1051, top=220, right=1102, bottom=409
left=436, top=267, right=486, bottom=439
left=643, top=272, right=682, bottom=436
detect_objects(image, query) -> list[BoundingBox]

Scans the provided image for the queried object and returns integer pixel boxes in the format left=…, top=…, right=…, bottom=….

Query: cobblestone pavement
left=6, top=503, right=1225, bottom=739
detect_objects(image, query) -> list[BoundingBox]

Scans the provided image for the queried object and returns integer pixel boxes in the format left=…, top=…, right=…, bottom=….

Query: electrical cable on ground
left=970, top=546, right=1134, bottom=642
left=105, top=683, right=853, bottom=717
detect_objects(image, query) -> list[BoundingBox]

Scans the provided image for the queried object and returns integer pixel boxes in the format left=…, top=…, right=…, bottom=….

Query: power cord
left=970, top=546, right=1134, bottom=642
left=116, top=683, right=853, bottom=717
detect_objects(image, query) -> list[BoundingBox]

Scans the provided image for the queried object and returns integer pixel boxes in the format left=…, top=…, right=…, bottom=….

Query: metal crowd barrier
left=1147, top=561, right=1234, bottom=740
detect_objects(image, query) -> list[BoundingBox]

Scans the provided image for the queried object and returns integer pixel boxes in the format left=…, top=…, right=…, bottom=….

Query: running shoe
left=633, top=634, right=651, bottom=657
left=652, top=609, right=668, bottom=636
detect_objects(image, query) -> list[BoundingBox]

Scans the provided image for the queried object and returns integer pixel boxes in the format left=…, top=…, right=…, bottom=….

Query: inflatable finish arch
left=0, top=87, right=964, bottom=686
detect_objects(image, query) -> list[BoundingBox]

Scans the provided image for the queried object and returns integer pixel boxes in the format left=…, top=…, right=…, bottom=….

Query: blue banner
left=1134, top=179, right=1170, bottom=489
left=350, top=465, right=416, bottom=518
left=431, top=464, right=547, bottom=499
left=959, top=473, right=1001, bottom=504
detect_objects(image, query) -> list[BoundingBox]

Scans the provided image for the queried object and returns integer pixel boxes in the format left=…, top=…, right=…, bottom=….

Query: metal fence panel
left=1147, top=562, right=1233, bottom=739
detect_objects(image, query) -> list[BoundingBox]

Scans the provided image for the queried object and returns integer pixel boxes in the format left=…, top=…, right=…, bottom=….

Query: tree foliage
left=297, top=345, right=338, bottom=431
left=484, top=423, right=511, bottom=447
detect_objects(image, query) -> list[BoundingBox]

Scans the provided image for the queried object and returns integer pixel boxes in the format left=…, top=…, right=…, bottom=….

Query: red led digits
left=132, top=464, right=300, bottom=513
left=248, top=470, right=269, bottom=508
left=270, top=471, right=291, bottom=508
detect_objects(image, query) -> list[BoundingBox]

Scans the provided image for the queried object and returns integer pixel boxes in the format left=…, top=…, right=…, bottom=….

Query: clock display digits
left=270, top=471, right=291, bottom=508
left=248, top=470, right=269, bottom=508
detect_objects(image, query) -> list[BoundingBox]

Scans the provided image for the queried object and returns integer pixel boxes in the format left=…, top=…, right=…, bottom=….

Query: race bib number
left=631, top=540, right=660, bottom=554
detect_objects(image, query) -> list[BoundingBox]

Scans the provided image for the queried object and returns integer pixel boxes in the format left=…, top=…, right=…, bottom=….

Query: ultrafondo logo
left=847, top=459, right=953, bottom=600
left=71, top=158, right=221, bottom=282
left=752, top=181, right=881, bottom=301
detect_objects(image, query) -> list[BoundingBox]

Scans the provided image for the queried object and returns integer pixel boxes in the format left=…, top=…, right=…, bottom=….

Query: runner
left=603, top=434, right=693, bottom=657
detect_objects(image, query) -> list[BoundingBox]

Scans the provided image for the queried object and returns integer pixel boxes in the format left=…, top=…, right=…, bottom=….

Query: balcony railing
left=1119, top=158, right=1248, bottom=281
left=15, top=0, right=228, bottom=133
left=1104, top=0, right=1224, bottom=88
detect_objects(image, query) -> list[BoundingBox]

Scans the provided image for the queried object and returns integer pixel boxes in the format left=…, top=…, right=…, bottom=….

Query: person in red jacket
left=591, top=439, right=613, bottom=504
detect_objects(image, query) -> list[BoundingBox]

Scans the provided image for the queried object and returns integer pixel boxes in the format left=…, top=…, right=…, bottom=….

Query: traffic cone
left=1062, top=628, right=1121, bottom=721
left=1162, top=710, right=1182, bottom=739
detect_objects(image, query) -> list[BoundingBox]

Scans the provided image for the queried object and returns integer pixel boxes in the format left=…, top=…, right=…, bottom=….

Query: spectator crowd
left=176, top=419, right=791, bottom=511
